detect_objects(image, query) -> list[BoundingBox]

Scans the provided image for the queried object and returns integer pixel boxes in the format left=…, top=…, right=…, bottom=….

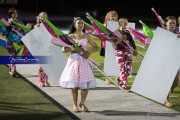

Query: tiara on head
left=74, top=17, right=81, bottom=23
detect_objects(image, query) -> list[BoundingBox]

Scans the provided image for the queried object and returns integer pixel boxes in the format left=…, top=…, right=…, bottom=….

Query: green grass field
left=0, top=46, right=75, bottom=120
left=0, top=35, right=179, bottom=120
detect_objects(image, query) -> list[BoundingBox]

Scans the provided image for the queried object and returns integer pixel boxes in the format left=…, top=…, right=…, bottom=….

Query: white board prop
left=104, top=21, right=135, bottom=76
left=127, top=22, right=135, bottom=39
left=131, top=27, right=180, bottom=104
left=21, top=23, right=67, bottom=86
left=104, top=21, right=119, bottom=76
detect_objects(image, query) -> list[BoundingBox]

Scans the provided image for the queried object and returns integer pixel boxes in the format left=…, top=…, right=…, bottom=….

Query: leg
left=8, top=64, right=11, bottom=72
left=6, top=40, right=17, bottom=76
left=38, top=76, right=44, bottom=87
left=165, top=72, right=180, bottom=107
left=79, top=89, right=89, bottom=112
left=115, top=59, right=129, bottom=90
left=165, top=90, right=173, bottom=107
left=8, top=64, right=13, bottom=75
left=11, top=64, right=16, bottom=76
left=9, top=64, right=16, bottom=76
left=171, top=72, right=179, bottom=93
left=115, top=50, right=132, bottom=92
left=44, top=74, right=50, bottom=87
left=121, top=58, right=132, bottom=91
left=115, top=50, right=124, bottom=86
left=105, top=78, right=110, bottom=85
left=71, top=88, right=79, bottom=112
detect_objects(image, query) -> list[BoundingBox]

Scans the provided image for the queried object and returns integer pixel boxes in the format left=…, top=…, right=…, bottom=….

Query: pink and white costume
left=115, top=30, right=136, bottom=90
left=38, top=66, right=48, bottom=87
left=59, top=36, right=96, bottom=89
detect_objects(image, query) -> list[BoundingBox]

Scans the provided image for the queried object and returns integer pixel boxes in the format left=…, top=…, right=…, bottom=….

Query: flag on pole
left=128, top=27, right=151, bottom=46
left=41, top=17, right=100, bottom=66
left=11, top=21, right=31, bottom=32
left=86, top=13, right=143, bottom=63
left=139, top=20, right=154, bottom=38
left=151, top=8, right=165, bottom=29
left=86, top=13, right=118, bottom=42
left=84, top=21, right=102, bottom=38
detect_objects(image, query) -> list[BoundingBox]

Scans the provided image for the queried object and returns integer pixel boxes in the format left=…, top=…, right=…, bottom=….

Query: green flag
left=86, top=13, right=112, bottom=37
left=139, top=20, right=154, bottom=38
left=0, top=20, right=6, bottom=26
left=11, top=21, right=31, bottom=32
left=42, top=16, right=64, bottom=36
left=84, top=21, right=94, bottom=30
left=42, top=17, right=75, bottom=45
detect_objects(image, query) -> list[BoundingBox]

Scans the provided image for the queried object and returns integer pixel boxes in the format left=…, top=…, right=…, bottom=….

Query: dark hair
left=164, top=16, right=177, bottom=27
left=8, top=8, right=17, bottom=18
left=68, top=17, right=85, bottom=34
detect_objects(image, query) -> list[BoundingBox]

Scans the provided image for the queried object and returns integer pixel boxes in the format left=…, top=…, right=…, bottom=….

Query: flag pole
left=87, top=59, right=125, bottom=91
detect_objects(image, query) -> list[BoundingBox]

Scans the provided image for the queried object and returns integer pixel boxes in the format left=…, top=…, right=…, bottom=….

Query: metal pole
left=87, top=59, right=125, bottom=91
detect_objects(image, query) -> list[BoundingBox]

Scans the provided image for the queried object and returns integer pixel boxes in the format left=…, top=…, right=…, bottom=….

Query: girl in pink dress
left=59, top=17, right=98, bottom=112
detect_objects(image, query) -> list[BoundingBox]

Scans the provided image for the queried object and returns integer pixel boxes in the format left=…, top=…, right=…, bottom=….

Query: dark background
left=0, top=0, right=180, bottom=28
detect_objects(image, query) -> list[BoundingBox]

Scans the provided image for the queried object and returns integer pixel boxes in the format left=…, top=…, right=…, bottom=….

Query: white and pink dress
left=59, top=36, right=97, bottom=89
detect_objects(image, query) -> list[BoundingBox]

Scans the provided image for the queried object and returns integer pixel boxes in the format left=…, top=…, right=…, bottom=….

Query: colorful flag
left=84, top=21, right=102, bottom=38
left=0, top=18, right=7, bottom=33
left=128, top=27, right=151, bottom=46
left=0, top=18, right=23, bottom=43
left=41, top=17, right=75, bottom=46
left=86, top=13, right=143, bottom=62
left=151, top=8, right=165, bottom=29
left=11, top=21, right=31, bottom=32
left=86, top=13, right=118, bottom=42
left=0, top=20, right=6, bottom=26
left=139, top=20, right=154, bottom=38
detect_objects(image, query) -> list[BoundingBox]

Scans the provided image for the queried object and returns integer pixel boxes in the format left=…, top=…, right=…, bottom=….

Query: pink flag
left=88, top=19, right=115, bottom=42
left=1, top=18, right=24, bottom=37
left=1, top=18, right=10, bottom=26
left=41, top=20, right=58, bottom=38
left=85, top=26, right=102, bottom=38
left=113, top=30, right=123, bottom=38
left=151, top=8, right=166, bottom=29
left=128, top=27, right=151, bottom=46
left=51, top=37, right=72, bottom=48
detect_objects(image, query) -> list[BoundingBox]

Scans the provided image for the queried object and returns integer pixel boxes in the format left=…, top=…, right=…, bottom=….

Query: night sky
left=1, top=0, right=179, bottom=17
left=1, top=0, right=180, bottom=28
left=13, top=0, right=180, bottom=17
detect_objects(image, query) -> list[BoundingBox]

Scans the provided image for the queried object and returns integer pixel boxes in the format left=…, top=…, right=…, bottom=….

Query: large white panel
left=104, top=21, right=119, bottom=76
left=21, top=23, right=67, bottom=85
left=131, top=27, right=180, bottom=104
